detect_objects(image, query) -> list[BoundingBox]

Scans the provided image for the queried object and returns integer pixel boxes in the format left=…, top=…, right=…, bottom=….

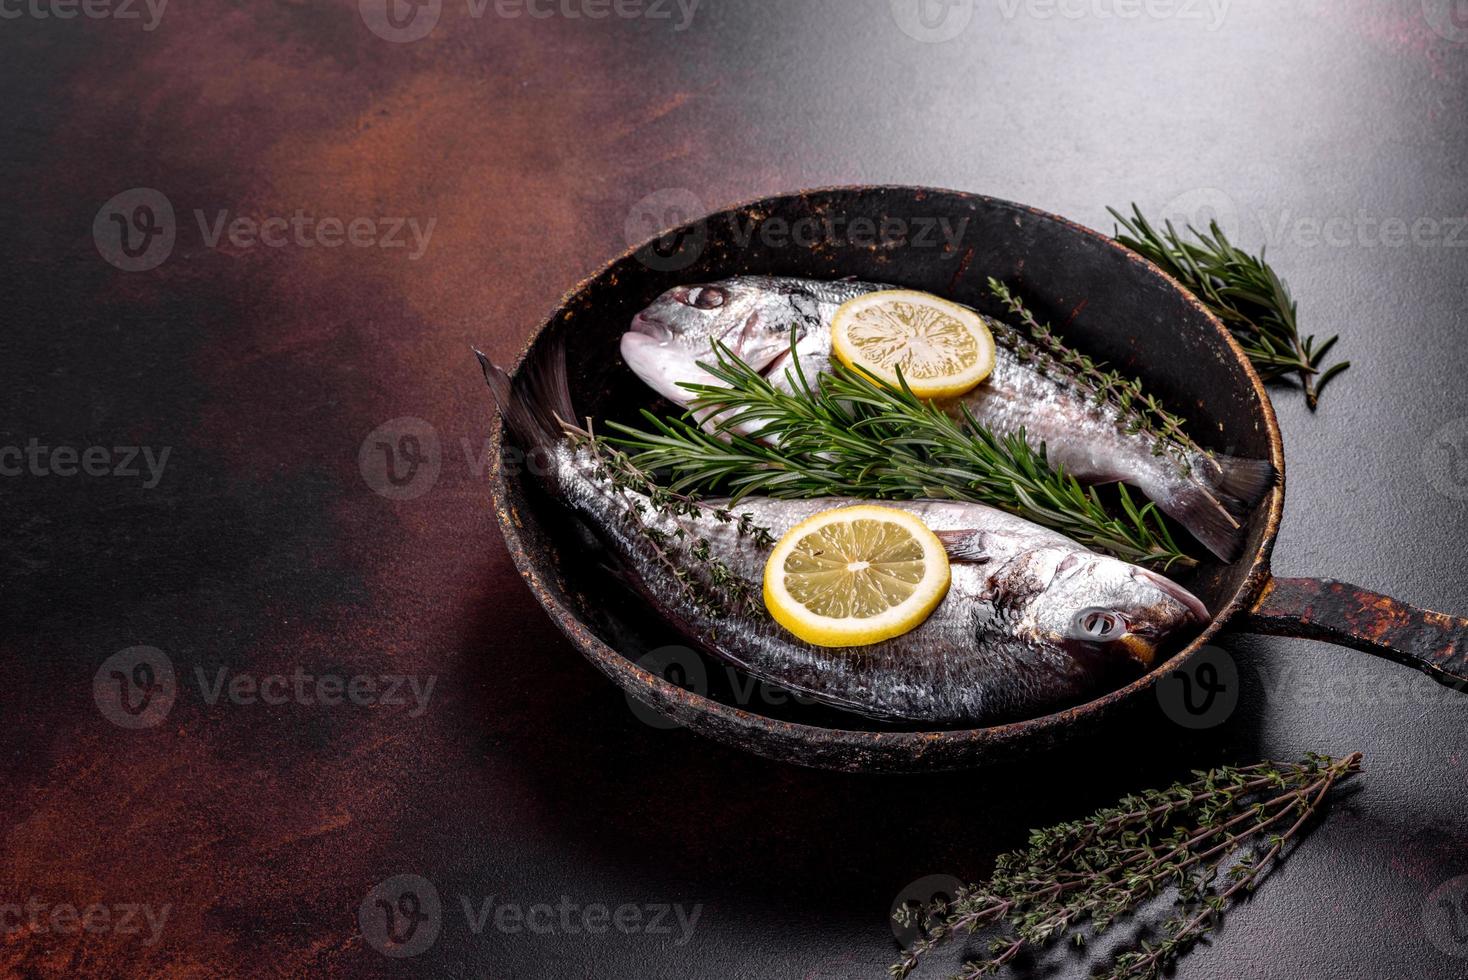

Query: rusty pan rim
left=487, top=184, right=1286, bottom=756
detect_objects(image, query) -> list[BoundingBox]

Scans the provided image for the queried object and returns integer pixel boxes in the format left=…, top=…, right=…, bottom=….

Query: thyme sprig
left=564, top=420, right=773, bottom=619
left=985, top=278, right=1207, bottom=472
left=1110, top=204, right=1349, bottom=409
left=606, top=342, right=1194, bottom=570
left=891, top=751, right=1363, bottom=980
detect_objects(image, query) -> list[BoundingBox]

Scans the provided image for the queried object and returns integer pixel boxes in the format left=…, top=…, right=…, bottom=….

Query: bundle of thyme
left=565, top=420, right=773, bottom=619
left=605, top=344, right=1194, bottom=570
left=1110, top=204, right=1349, bottom=409
left=892, top=752, right=1362, bottom=980
left=985, top=278, right=1206, bottom=475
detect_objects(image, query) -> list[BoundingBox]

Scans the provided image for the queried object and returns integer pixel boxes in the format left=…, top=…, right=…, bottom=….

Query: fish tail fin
left=1205, top=454, right=1276, bottom=510
left=1160, top=483, right=1244, bottom=563
left=1162, top=454, right=1276, bottom=562
left=473, top=340, right=574, bottom=461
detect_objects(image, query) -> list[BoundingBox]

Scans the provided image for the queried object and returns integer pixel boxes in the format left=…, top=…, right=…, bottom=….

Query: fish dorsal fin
left=935, top=529, right=992, bottom=563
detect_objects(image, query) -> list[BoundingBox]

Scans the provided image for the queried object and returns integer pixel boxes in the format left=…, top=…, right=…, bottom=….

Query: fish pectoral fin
left=935, top=529, right=993, bottom=563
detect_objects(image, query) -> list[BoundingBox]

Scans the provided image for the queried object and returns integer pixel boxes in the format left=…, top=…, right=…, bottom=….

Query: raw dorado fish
left=620, top=276, right=1273, bottom=562
left=477, top=345, right=1207, bottom=726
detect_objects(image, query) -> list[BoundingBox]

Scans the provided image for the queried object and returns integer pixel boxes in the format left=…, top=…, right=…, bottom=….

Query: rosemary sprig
left=891, top=751, right=1363, bottom=980
left=985, top=278, right=1207, bottom=472
left=564, top=420, right=773, bottom=619
left=606, top=343, right=1195, bottom=570
left=1110, top=204, right=1350, bottom=409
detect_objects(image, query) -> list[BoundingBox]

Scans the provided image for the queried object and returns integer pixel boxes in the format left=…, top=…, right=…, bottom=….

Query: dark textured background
left=3, top=1, right=1468, bottom=977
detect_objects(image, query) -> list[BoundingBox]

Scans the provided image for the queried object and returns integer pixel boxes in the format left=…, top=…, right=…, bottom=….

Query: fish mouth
left=1133, top=568, right=1211, bottom=623
left=629, top=313, right=674, bottom=342
left=619, top=331, right=713, bottom=405
left=759, top=346, right=794, bottom=379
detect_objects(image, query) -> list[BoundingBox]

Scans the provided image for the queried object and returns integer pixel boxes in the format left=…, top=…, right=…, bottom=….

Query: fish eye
left=685, top=286, right=726, bottom=310
left=1072, top=608, right=1128, bottom=642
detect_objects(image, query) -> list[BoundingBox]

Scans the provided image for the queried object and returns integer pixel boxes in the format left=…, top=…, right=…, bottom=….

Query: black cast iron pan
left=486, top=186, right=1468, bottom=772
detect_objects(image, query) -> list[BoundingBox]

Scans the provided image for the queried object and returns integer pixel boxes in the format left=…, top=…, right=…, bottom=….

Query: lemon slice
left=762, top=505, right=951, bottom=647
left=831, top=289, right=996, bottom=398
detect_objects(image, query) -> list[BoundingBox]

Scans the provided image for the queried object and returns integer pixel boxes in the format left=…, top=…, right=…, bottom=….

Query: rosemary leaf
left=1109, top=204, right=1349, bottom=410
left=606, top=342, right=1195, bottom=570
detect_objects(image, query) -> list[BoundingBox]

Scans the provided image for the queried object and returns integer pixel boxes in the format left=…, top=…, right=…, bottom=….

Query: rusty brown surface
left=6, top=4, right=1468, bottom=978
left=1249, top=577, right=1468, bottom=685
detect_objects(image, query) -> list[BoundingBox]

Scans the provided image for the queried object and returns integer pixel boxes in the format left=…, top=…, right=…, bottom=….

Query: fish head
left=621, top=279, right=807, bottom=404
left=1016, top=549, right=1209, bottom=668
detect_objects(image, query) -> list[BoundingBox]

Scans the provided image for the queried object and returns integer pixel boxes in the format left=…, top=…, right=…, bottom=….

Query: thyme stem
left=891, top=752, right=1362, bottom=980
left=564, top=419, right=773, bottom=619
left=985, top=278, right=1207, bottom=471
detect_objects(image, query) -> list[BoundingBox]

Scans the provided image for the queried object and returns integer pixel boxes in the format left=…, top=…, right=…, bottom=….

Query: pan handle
left=1245, top=577, right=1468, bottom=690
